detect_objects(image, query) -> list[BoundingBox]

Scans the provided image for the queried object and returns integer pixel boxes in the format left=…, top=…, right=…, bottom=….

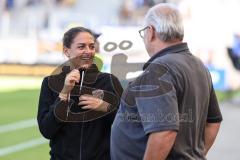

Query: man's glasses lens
left=139, top=26, right=149, bottom=38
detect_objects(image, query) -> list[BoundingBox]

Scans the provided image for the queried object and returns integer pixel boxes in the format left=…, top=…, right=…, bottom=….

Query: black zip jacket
left=37, top=64, right=123, bottom=160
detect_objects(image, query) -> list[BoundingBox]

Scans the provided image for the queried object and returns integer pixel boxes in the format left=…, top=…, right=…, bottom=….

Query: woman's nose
left=86, top=45, right=95, bottom=52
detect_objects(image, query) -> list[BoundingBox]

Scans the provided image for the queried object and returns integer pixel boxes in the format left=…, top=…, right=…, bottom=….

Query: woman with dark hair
left=37, top=26, right=123, bottom=160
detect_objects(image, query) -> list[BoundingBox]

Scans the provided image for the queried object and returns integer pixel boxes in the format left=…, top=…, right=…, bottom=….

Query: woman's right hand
left=61, top=69, right=80, bottom=94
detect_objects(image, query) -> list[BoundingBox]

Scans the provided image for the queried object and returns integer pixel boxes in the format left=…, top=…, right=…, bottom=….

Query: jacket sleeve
left=111, top=74, right=124, bottom=99
left=103, top=74, right=123, bottom=124
left=37, top=77, right=64, bottom=139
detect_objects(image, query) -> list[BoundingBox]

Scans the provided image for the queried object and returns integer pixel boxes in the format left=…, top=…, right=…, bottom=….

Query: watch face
left=92, top=89, right=104, bottom=99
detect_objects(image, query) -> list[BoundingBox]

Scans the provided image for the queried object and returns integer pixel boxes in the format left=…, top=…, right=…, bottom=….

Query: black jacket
left=37, top=64, right=123, bottom=160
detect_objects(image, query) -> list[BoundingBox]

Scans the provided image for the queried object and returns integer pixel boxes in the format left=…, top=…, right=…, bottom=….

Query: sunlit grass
left=0, top=76, right=43, bottom=92
left=0, top=89, right=40, bottom=124
left=0, top=126, right=41, bottom=148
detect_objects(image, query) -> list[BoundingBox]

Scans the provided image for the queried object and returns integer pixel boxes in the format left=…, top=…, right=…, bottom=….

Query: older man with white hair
left=111, top=3, right=222, bottom=160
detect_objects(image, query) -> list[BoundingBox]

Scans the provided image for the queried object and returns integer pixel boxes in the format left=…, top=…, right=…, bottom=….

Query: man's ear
left=148, top=26, right=156, bottom=42
left=63, top=46, right=70, bottom=58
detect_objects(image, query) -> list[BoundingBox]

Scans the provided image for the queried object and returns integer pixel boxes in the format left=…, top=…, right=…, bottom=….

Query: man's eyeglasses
left=139, top=26, right=149, bottom=38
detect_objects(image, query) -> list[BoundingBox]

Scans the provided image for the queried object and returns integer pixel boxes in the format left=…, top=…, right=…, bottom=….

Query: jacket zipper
left=79, top=114, right=85, bottom=160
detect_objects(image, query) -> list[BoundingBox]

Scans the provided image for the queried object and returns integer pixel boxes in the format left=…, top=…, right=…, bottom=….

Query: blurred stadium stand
left=0, top=0, right=240, bottom=90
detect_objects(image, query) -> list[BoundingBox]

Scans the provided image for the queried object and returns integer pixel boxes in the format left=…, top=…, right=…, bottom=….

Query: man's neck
left=150, top=39, right=182, bottom=57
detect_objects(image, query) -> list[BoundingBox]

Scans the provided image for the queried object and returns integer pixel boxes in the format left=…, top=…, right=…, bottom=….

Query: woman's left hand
left=78, top=94, right=110, bottom=112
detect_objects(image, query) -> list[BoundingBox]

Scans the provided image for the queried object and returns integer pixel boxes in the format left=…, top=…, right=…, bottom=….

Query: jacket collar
left=61, top=64, right=100, bottom=84
left=62, top=64, right=99, bottom=74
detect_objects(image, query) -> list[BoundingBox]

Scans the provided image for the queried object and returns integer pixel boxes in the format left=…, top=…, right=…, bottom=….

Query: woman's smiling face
left=64, top=32, right=96, bottom=69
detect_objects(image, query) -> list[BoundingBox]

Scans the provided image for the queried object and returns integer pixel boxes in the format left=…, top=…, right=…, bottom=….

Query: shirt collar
left=143, top=42, right=190, bottom=70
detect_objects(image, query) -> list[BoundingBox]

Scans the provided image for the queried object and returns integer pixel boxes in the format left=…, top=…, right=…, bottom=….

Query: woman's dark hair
left=63, top=27, right=95, bottom=48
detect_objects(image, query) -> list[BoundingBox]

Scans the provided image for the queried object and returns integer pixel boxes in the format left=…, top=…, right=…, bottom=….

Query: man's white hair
left=144, top=3, right=184, bottom=42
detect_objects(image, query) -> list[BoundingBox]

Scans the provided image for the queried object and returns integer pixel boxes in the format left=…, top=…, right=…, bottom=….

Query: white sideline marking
left=0, top=119, right=37, bottom=133
left=0, top=138, right=48, bottom=156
